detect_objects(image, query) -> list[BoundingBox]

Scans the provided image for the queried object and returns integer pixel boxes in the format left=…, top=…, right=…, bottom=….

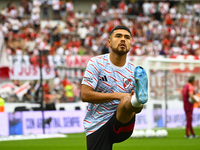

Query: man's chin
left=117, top=49, right=129, bottom=55
left=117, top=51, right=128, bottom=55
left=112, top=47, right=129, bottom=55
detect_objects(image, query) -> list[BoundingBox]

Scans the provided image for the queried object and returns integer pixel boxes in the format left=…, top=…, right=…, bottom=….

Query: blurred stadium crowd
left=0, top=0, right=200, bottom=104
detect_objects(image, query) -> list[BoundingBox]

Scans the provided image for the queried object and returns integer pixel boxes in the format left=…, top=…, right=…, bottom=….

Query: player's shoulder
left=126, top=58, right=136, bottom=69
left=89, top=54, right=109, bottom=64
left=188, top=83, right=195, bottom=90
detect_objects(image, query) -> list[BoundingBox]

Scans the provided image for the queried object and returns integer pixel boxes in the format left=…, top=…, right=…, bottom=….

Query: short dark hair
left=109, top=25, right=132, bottom=37
left=188, top=76, right=195, bottom=83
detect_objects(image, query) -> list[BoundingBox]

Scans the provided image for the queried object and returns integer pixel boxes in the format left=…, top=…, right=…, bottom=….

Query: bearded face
left=108, top=29, right=131, bottom=56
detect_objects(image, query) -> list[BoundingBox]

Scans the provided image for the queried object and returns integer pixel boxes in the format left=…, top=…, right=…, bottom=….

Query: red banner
left=0, top=67, right=10, bottom=81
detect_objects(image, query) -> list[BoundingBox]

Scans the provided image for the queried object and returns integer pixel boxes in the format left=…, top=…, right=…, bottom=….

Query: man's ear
left=107, top=39, right=111, bottom=47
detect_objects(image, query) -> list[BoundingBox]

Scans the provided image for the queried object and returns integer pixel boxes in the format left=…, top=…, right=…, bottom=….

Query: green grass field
left=0, top=127, right=199, bottom=150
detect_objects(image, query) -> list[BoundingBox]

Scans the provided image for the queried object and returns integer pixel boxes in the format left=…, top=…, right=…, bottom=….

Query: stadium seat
left=75, top=106, right=81, bottom=110
left=45, top=103, right=56, bottom=111
left=31, top=107, right=43, bottom=111
left=59, top=107, right=65, bottom=110
left=14, top=106, right=29, bottom=112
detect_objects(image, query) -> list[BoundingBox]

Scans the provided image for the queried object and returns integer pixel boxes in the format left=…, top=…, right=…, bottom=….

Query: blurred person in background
left=59, top=89, right=68, bottom=103
left=33, top=80, right=40, bottom=102
left=64, top=83, right=74, bottom=102
left=60, top=0, right=66, bottom=21
left=0, top=96, right=5, bottom=112
left=182, top=76, right=199, bottom=139
left=43, top=80, right=50, bottom=94
left=52, top=0, right=60, bottom=20
left=61, top=75, right=71, bottom=87
left=72, top=81, right=81, bottom=102
left=53, top=73, right=61, bottom=93
left=41, top=1, right=49, bottom=20
left=66, top=0, right=74, bottom=14
left=22, top=82, right=34, bottom=103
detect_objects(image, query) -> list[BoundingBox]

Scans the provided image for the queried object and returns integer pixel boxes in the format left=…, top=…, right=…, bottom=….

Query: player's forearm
left=81, top=90, right=119, bottom=103
left=189, top=92, right=197, bottom=102
left=191, top=95, right=198, bottom=102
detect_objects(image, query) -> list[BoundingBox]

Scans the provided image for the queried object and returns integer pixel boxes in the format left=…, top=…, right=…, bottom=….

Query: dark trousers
left=185, top=110, right=194, bottom=136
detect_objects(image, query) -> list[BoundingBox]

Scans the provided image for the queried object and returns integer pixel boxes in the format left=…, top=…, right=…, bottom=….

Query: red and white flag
left=14, top=81, right=31, bottom=101
left=0, top=30, right=10, bottom=82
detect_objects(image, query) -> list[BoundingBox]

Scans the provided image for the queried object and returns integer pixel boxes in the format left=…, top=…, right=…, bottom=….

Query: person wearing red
left=43, top=80, right=50, bottom=94
left=118, top=0, right=126, bottom=11
left=62, top=75, right=71, bottom=87
left=182, top=76, right=199, bottom=139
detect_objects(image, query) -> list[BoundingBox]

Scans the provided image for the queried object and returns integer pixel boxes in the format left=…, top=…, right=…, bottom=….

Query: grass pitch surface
left=0, top=127, right=199, bottom=150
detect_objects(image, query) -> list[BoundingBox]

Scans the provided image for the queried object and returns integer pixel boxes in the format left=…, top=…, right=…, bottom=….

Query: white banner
left=22, top=110, right=86, bottom=135
left=0, top=113, right=9, bottom=136
left=9, top=65, right=55, bottom=80
left=9, top=55, right=92, bottom=68
left=134, top=109, right=149, bottom=129
left=165, top=108, right=200, bottom=128
left=136, top=108, right=200, bottom=129
left=1, top=108, right=200, bottom=136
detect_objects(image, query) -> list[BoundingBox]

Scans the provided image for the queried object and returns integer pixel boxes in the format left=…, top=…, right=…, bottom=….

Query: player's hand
left=115, top=92, right=132, bottom=101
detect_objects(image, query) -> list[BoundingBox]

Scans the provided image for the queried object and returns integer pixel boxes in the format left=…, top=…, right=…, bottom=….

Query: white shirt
left=77, top=27, right=88, bottom=39
left=56, top=47, right=64, bottom=55
left=143, top=2, right=151, bottom=15
left=52, top=0, right=60, bottom=10
left=91, top=3, right=97, bottom=14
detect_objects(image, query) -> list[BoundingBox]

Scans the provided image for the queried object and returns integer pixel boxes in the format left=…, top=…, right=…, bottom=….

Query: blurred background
left=0, top=0, right=200, bottom=136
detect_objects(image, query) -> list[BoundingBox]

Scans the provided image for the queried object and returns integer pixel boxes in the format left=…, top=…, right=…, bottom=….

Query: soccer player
left=182, top=76, right=199, bottom=139
left=81, top=25, right=148, bottom=150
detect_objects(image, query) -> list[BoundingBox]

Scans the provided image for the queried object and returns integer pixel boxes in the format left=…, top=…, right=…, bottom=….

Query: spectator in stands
left=13, top=80, right=20, bottom=87
left=98, top=0, right=107, bottom=13
left=100, top=43, right=109, bottom=54
left=60, top=0, right=66, bottom=21
left=64, top=84, right=74, bottom=102
left=33, top=80, right=40, bottom=102
left=56, top=43, right=66, bottom=55
left=0, top=96, right=5, bottom=112
left=91, top=2, right=97, bottom=15
left=61, top=75, right=71, bottom=88
left=66, top=0, right=74, bottom=14
left=118, top=0, right=126, bottom=13
left=59, top=89, right=68, bottom=103
left=52, top=25, right=62, bottom=47
left=52, top=0, right=60, bottom=20
left=41, top=1, right=49, bottom=20
left=43, top=80, right=50, bottom=94
left=77, top=25, right=89, bottom=46
left=2, top=0, right=199, bottom=60
left=1, top=0, right=200, bottom=103
left=22, top=91, right=31, bottom=102
left=193, top=2, right=200, bottom=17
left=72, top=81, right=80, bottom=102
left=53, top=72, right=61, bottom=92
left=142, top=0, right=151, bottom=16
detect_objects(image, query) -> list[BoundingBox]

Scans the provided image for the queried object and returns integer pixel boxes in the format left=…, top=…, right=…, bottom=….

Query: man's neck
left=109, top=52, right=127, bottom=67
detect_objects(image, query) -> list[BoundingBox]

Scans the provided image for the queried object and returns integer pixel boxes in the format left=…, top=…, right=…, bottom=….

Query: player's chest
left=98, top=69, right=135, bottom=92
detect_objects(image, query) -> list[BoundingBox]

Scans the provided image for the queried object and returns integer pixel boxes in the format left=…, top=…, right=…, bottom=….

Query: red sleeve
left=188, top=84, right=195, bottom=93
